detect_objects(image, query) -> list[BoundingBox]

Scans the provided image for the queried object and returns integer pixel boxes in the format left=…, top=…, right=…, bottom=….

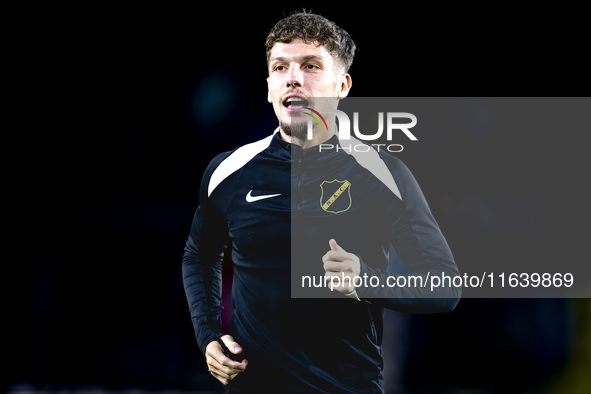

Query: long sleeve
left=182, top=153, right=232, bottom=357
left=354, top=154, right=461, bottom=313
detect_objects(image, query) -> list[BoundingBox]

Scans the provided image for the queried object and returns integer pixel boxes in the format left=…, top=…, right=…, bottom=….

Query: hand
left=205, top=334, right=248, bottom=386
left=322, top=239, right=361, bottom=293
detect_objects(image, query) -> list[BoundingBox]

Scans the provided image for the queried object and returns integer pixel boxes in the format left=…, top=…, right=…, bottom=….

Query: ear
left=337, top=73, right=352, bottom=99
left=267, top=77, right=272, bottom=103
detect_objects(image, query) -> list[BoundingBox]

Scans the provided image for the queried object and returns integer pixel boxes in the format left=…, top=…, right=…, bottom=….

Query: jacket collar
left=269, top=129, right=341, bottom=161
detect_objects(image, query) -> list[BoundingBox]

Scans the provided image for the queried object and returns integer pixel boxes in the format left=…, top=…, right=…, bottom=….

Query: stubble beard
left=280, top=117, right=308, bottom=140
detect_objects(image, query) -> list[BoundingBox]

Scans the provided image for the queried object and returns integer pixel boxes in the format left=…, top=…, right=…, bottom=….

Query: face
left=267, top=38, right=351, bottom=138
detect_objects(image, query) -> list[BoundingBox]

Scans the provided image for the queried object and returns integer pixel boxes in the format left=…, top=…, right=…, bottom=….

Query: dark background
left=10, top=4, right=590, bottom=394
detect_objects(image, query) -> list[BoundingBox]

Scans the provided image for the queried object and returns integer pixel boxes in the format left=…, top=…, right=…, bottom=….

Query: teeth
left=287, top=97, right=304, bottom=103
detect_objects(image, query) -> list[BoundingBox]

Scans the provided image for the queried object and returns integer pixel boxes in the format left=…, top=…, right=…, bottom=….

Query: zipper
left=296, top=158, right=303, bottom=211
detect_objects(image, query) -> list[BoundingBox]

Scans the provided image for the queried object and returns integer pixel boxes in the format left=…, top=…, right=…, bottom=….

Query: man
left=182, top=11, right=460, bottom=393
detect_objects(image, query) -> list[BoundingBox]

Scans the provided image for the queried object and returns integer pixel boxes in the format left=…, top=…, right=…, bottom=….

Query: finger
left=329, top=239, right=346, bottom=252
left=220, top=357, right=248, bottom=371
left=322, top=250, right=351, bottom=263
left=329, top=282, right=353, bottom=293
left=215, top=354, right=248, bottom=372
left=210, top=367, right=241, bottom=386
left=207, top=346, right=247, bottom=371
left=208, top=354, right=247, bottom=375
left=323, top=260, right=354, bottom=273
left=208, top=362, right=244, bottom=380
left=208, top=360, right=230, bottom=378
left=324, top=272, right=342, bottom=290
left=220, top=334, right=243, bottom=355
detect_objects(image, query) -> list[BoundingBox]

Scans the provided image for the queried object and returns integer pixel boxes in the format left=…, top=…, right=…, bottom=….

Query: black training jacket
left=182, top=129, right=461, bottom=393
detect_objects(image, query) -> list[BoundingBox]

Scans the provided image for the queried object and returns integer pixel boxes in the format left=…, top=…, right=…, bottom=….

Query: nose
left=286, top=65, right=303, bottom=88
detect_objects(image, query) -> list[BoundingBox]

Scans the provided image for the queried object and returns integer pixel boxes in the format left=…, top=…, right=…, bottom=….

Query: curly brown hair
left=265, top=11, right=357, bottom=73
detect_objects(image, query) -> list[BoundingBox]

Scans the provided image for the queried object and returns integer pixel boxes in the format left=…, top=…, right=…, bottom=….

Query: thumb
left=329, top=239, right=346, bottom=252
left=220, top=334, right=243, bottom=354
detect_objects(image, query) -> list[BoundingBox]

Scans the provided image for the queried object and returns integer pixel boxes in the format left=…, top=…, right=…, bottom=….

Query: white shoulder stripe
left=337, top=134, right=402, bottom=200
left=208, top=128, right=278, bottom=197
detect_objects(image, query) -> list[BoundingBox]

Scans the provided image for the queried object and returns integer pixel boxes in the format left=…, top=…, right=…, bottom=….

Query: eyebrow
left=270, top=55, right=325, bottom=63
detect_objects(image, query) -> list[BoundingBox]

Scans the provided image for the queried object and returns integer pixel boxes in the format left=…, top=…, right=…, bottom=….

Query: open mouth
left=283, top=97, right=310, bottom=108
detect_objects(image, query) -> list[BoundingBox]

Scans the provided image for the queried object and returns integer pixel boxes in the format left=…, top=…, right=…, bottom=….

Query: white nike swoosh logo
left=246, top=190, right=281, bottom=202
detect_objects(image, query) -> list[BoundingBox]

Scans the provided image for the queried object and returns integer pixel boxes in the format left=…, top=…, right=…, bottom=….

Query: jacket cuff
left=343, top=289, right=361, bottom=301
left=355, top=255, right=376, bottom=302
left=194, top=318, right=224, bottom=359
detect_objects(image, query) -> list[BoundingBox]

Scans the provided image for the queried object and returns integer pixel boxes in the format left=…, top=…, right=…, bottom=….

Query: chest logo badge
left=320, top=179, right=352, bottom=214
left=246, top=190, right=281, bottom=202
